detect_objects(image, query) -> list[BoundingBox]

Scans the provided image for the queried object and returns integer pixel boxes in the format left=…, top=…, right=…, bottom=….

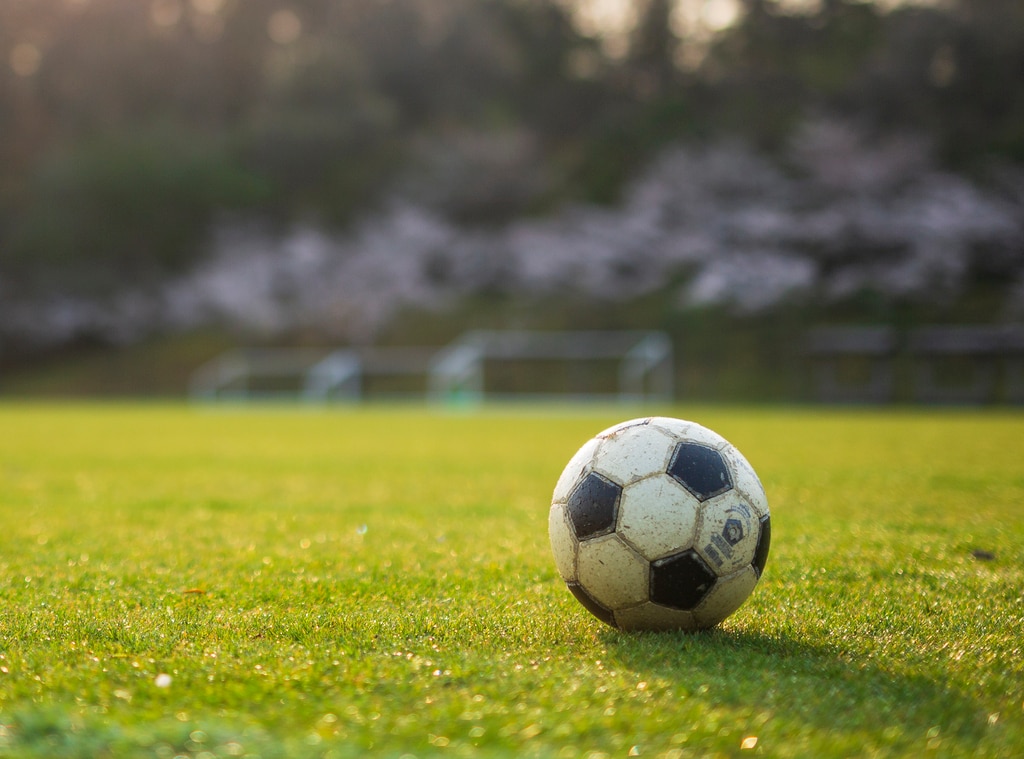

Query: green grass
left=0, top=403, right=1021, bottom=758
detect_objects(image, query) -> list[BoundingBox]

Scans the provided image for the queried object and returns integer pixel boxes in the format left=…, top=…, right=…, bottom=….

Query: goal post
left=188, top=348, right=362, bottom=402
left=427, top=330, right=674, bottom=404
left=189, top=346, right=440, bottom=403
left=189, top=331, right=674, bottom=404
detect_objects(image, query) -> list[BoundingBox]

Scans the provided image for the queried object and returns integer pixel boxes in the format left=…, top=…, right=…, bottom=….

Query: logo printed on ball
left=722, top=518, right=744, bottom=545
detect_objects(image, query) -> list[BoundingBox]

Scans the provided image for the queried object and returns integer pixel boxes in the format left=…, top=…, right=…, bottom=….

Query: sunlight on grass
left=0, top=404, right=1022, bottom=757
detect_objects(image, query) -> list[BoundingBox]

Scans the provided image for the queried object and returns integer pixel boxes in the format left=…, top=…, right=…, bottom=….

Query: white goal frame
left=189, top=331, right=674, bottom=404
left=189, top=346, right=437, bottom=403
left=188, top=348, right=362, bottom=402
left=427, top=330, right=674, bottom=403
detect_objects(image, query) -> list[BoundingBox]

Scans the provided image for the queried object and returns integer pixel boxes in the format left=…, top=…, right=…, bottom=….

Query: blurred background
left=1, top=0, right=1022, bottom=402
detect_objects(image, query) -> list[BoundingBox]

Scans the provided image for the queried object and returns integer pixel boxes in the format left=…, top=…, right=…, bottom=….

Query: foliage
left=862, top=0, right=1024, bottom=165
left=6, top=129, right=268, bottom=295
left=700, top=0, right=1024, bottom=164
left=1, top=0, right=1023, bottom=350
left=0, top=404, right=1021, bottom=757
left=4, top=126, right=1018, bottom=350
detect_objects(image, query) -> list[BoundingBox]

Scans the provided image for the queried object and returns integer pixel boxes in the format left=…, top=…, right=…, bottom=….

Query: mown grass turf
left=0, top=403, right=1021, bottom=758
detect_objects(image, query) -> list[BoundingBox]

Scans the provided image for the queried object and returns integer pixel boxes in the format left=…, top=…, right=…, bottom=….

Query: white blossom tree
left=2, top=120, right=1021, bottom=348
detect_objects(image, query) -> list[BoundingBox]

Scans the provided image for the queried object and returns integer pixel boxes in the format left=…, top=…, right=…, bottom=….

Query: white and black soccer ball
left=549, top=417, right=770, bottom=631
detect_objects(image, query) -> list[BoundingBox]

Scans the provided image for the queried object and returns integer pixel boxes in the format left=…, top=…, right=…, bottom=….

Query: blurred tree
left=238, top=42, right=402, bottom=225
left=863, top=0, right=1024, bottom=166
left=6, top=129, right=268, bottom=295
left=627, top=0, right=679, bottom=99
left=1, top=0, right=1023, bottom=310
left=568, top=0, right=701, bottom=205
left=698, top=0, right=883, bottom=147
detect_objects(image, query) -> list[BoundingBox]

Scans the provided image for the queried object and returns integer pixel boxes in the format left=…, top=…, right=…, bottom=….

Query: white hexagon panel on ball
left=616, top=475, right=700, bottom=562
left=551, top=436, right=601, bottom=505
left=591, top=422, right=677, bottom=486
left=694, top=494, right=761, bottom=576
left=693, top=565, right=760, bottom=629
left=548, top=502, right=578, bottom=582
left=576, top=534, right=649, bottom=611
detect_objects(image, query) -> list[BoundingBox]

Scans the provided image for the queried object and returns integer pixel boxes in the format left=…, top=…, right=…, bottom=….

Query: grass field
left=0, top=403, right=1021, bottom=758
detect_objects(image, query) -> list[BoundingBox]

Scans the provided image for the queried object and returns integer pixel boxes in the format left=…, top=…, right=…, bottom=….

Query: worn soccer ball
left=549, top=417, right=770, bottom=631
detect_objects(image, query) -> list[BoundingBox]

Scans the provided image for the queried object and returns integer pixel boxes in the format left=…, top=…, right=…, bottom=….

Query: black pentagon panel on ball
left=752, top=515, right=771, bottom=578
left=667, top=443, right=733, bottom=501
left=566, top=582, right=618, bottom=628
left=566, top=472, right=622, bottom=541
left=650, top=549, right=717, bottom=610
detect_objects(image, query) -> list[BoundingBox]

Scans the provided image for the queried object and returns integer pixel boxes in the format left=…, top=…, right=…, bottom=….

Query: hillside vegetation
left=1, top=0, right=1022, bottom=367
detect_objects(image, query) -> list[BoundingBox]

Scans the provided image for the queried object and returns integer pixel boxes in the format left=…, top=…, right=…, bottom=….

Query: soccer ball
left=549, top=417, right=770, bottom=631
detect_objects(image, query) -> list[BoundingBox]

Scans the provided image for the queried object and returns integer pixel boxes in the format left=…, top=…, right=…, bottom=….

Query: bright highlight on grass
left=0, top=404, right=1021, bottom=758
